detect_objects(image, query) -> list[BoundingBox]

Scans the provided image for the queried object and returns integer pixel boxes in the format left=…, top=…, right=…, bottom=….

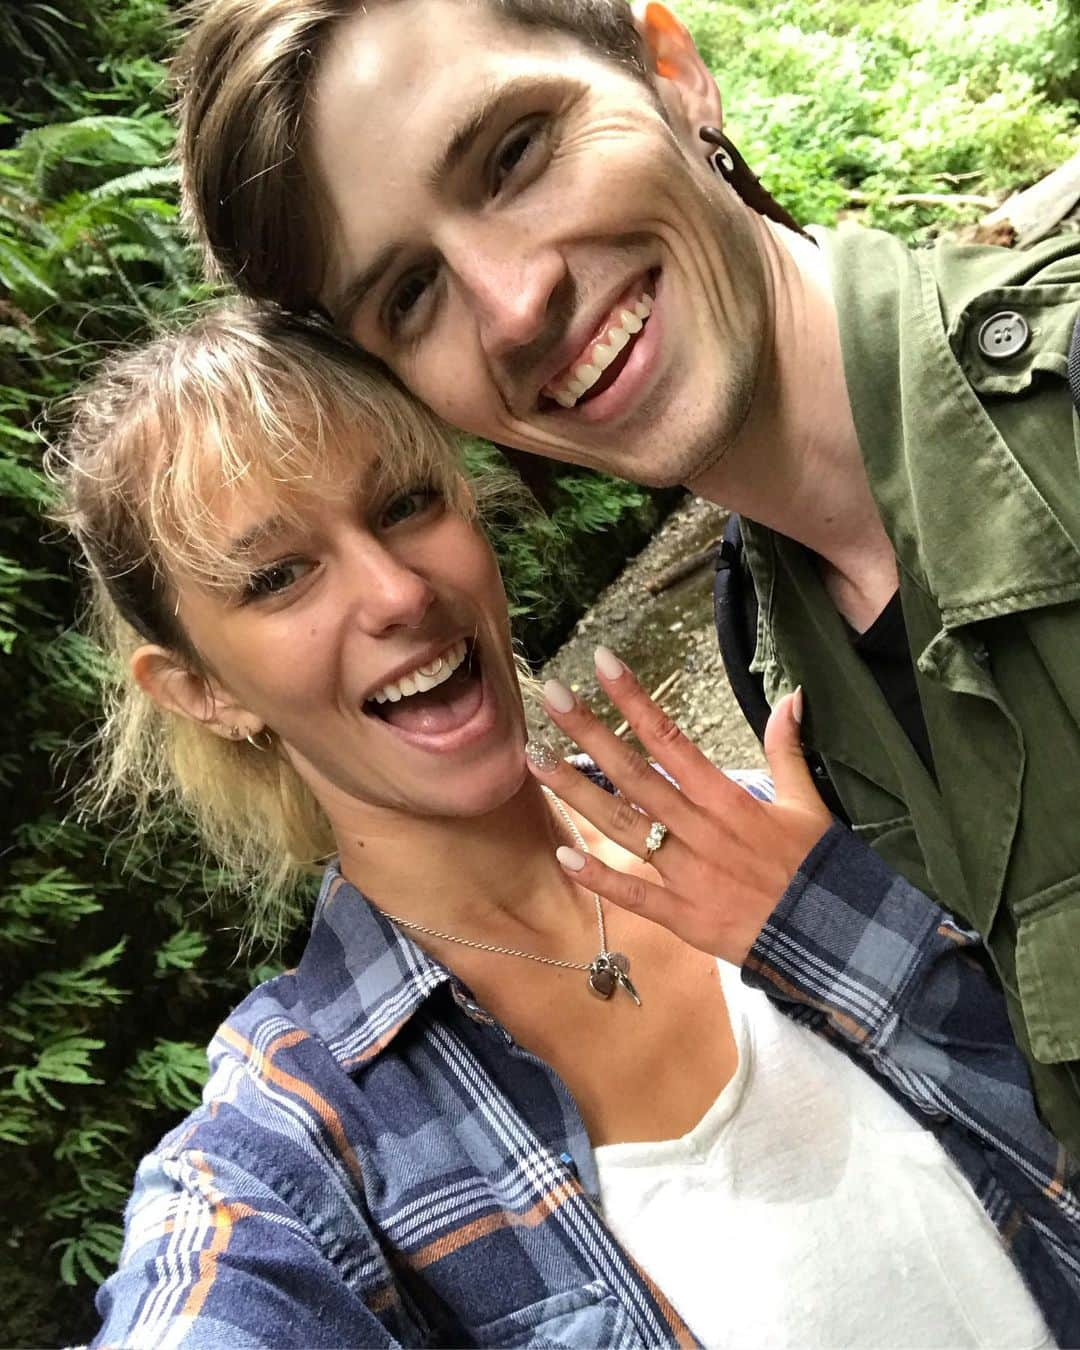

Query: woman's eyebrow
left=225, top=458, right=388, bottom=555
left=227, top=514, right=292, bottom=558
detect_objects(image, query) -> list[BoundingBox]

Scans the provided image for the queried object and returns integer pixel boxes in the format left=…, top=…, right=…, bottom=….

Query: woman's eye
left=242, top=558, right=310, bottom=601
left=490, top=116, right=547, bottom=195
left=382, top=486, right=440, bottom=527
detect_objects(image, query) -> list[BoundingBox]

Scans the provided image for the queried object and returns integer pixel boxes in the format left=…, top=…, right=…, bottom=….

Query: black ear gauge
left=699, top=125, right=734, bottom=179
left=697, top=125, right=810, bottom=239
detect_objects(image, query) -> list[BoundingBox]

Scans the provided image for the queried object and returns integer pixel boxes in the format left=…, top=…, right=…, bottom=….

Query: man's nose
left=448, top=225, right=568, bottom=359
left=345, top=540, right=435, bottom=635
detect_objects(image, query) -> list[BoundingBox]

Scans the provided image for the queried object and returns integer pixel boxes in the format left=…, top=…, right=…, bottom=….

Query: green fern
left=124, top=1040, right=208, bottom=1113
left=154, top=927, right=210, bottom=975
left=8, top=943, right=127, bottom=1025
left=53, top=1218, right=124, bottom=1287
left=4, top=1036, right=105, bottom=1110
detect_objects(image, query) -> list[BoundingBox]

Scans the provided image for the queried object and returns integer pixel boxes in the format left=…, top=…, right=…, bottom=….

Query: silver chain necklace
left=380, top=787, right=640, bottom=1005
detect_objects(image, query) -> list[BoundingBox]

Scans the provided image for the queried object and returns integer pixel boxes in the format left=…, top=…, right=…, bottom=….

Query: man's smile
left=542, top=276, right=655, bottom=409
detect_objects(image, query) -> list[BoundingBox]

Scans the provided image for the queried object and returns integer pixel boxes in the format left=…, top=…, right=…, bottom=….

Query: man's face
left=310, top=0, right=768, bottom=487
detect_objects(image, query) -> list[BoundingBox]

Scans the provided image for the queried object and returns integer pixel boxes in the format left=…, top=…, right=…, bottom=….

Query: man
left=174, top=0, right=1080, bottom=1156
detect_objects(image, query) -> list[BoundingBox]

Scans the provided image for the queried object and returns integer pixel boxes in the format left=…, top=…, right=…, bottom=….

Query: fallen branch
left=847, top=189, right=999, bottom=210
left=614, top=669, right=684, bottom=739
left=973, top=151, right=1080, bottom=248
left=644, top=538, right=723, bottom=596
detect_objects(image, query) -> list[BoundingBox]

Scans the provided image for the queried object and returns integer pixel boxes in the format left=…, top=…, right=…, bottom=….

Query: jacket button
left=977, top=310, right=1030, bottom=360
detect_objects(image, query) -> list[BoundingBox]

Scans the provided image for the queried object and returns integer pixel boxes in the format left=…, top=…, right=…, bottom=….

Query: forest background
left=2, top=0, right=1079, bottom=1342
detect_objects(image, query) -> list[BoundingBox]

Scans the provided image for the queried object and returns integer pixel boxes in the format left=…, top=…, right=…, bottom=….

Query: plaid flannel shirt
left=95, top=776, right=1080, bottom=1349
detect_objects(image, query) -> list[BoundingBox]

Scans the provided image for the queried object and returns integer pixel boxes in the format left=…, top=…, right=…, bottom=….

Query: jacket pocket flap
left=1015, top=877, right=1080, bottom=1064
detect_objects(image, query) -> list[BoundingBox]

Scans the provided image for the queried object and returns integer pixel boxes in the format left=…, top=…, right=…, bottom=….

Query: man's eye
left=242, top=558, right=310, bottom=601
left=389, top=268, right=435, bottom=328
left=382, top=486, right=440, bottom=527
left=490, top=116, right=547, bottom=195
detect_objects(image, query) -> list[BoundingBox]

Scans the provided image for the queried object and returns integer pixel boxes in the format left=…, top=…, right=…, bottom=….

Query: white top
left=594, top=963, right=1052, bottom=1350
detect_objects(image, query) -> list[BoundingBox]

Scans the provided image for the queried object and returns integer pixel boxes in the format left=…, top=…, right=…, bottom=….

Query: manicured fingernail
left=543, top=679, right=575, bottom=713
left=526, top=739, right=560, bottom=772
left=556, top=846, right=586, bottom=872
left=792, top=685, right=804, bottom=725
left=594, top=646, right=625, bottom=680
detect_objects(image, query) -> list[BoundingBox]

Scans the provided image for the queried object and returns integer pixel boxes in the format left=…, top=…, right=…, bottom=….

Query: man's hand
left=527, top=647, right=832, bottom=966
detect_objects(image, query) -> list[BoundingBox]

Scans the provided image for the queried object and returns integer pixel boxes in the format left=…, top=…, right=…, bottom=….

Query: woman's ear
left=632, top=1, right=724, bottom=141
left=130, top=644, right=263, bottom=743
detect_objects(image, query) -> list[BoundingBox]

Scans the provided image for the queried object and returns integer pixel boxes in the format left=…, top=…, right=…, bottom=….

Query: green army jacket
left=741, top=224, right=1080, bottom=1157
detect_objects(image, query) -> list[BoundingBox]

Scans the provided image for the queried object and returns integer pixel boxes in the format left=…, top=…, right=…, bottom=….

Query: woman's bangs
left=145, top=388, right=471, bottom=593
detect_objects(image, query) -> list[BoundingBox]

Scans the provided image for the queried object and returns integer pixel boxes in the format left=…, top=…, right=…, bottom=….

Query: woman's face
left=309, top=0, right=768, bottom=489
left=169, top=443, right=529, bottom=823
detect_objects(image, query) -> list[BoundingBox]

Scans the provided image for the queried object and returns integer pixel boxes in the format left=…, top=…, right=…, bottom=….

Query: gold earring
left=244, top=728, right=273, bottom=752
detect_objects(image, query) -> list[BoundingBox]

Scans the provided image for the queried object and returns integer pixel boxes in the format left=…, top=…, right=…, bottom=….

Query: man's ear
left=633, top=1, right=723, bottom=141
left=130, top=644, right=262, bottom=743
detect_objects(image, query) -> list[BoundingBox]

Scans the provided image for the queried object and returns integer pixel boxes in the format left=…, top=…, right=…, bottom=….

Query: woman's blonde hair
left=47, top=303, right=487, bottom=945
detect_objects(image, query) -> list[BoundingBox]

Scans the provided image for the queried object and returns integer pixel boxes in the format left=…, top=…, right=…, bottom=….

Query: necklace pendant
left=588, top=956, right=616, bottom=999
left=588, top=952, right=641, bottom=1006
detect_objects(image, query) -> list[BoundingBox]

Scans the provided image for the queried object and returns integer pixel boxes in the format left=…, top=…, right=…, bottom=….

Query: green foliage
left=683, top=0, right=1080, bottom=235
left=463, top=437, right=658, bottom=660
left=2, top=0, right=1077, bottom=1344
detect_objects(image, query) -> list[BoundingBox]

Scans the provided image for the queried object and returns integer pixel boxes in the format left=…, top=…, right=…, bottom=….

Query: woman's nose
left=347, top=543, right=435, bottom=634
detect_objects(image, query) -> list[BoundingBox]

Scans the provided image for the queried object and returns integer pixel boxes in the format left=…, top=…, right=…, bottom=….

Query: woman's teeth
left=371, top=640, right=468, bottom=705
left=548, top=292, right=654, bottom=409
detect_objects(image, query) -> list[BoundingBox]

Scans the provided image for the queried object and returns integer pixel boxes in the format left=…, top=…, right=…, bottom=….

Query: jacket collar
left=818, top=224, right=1080, bottom=630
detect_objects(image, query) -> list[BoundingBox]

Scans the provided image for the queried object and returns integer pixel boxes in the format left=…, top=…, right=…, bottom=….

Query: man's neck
left=690, top=217, right=898, bottom=629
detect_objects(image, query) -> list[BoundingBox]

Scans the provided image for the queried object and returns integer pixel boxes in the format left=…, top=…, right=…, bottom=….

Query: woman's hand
left=526, top=647, right=833, bottom=966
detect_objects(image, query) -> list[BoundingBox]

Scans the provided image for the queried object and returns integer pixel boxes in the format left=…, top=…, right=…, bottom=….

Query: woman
left=55, top=305, right=1075, bottom=1349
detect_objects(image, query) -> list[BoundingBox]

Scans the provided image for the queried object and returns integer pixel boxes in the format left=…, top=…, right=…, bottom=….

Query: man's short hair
left=176, top=0, right=647, bottom=312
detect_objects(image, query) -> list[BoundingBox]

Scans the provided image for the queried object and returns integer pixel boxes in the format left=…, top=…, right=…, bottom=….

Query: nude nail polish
left=594, top=646, right=624, bottom=680
left=556, top=846, right=586, bottom=872
left=543, top=679, right=575, bottom=713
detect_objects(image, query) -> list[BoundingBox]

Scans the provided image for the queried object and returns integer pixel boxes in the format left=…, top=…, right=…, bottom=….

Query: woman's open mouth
left=363, top=638, right=492, bottom=750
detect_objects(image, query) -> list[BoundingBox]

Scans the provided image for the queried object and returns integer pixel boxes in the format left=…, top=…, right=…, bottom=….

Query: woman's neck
left=328, top=774, right=602, bottom=950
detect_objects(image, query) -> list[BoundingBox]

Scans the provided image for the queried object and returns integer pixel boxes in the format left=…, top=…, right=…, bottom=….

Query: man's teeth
left=371, top=640, right=468, bottom=705
left=549, top=293, right=653, bottom=409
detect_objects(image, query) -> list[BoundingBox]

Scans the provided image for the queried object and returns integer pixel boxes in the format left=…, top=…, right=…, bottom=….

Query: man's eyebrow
left=332, top=241, right=404, bottom=331
left=331, top=76, right=563, bottom=330
left=427, top=75, right=559, bottom=189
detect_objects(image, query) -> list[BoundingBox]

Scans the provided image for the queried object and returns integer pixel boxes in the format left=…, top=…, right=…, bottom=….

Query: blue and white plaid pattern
left=95, top=788, right=1080, bottom=1348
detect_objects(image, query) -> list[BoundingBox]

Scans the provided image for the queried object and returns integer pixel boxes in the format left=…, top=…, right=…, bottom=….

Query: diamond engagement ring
left=643, top=820, right=668, bottom=861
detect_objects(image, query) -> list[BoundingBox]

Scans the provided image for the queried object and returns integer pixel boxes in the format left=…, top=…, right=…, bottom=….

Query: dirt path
left=533, top=495, right=766, bottom=771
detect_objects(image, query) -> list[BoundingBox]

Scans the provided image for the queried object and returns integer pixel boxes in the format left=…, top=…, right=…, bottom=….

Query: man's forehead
left=312, top=2, right=589, bottom=301
left=319, top=0, right=574, bottom=99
